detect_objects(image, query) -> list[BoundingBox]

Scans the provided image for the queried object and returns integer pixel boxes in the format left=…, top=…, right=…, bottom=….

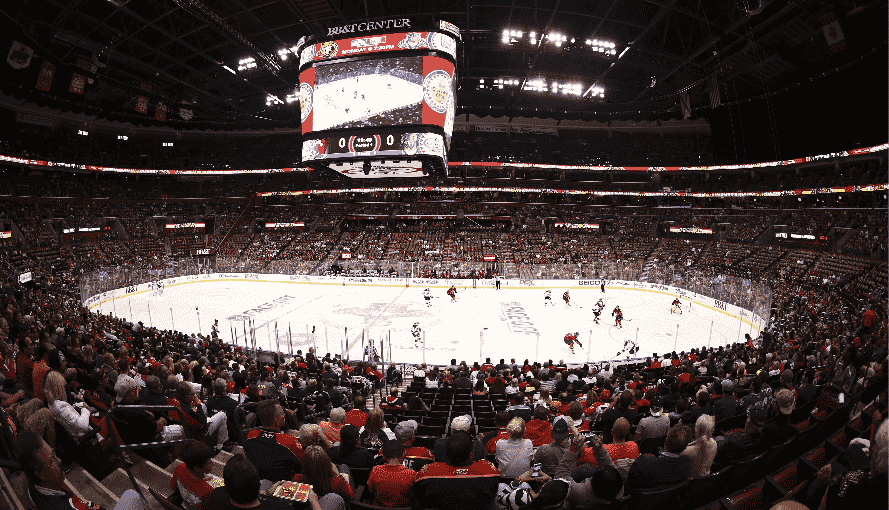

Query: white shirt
left=495, top=438, right=534, bottom=477
left=49, top=400, right=92, bottom=439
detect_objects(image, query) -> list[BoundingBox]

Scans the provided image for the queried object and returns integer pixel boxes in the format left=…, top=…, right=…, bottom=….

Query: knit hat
left=451, top=415, right=472, bottom=432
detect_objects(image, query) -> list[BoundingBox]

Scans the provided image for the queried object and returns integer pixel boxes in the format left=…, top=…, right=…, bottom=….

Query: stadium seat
left=628, top=479, right=688, bottom=510
left=683, top=465, right=734, bottom=508
left=720, top=486, right=766, bottom=510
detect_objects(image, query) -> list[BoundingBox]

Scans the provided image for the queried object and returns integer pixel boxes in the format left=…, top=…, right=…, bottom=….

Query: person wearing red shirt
left=15, top=337, right=35, bottom=395
left=523, top=406, right=553, bottom=447
left=678, top=371, right=691, bottom=386
left=368, top=440, right=417, bottom=507
left=292, top=446, right=354, bottom=501
left=345, top=395, right=369, bottom=428
left=31, top=344, right=52, bottom=405
left=648, top=357, right=662, bottom=370
left=579, top=417, right=639, bottom=467
left=170, top=440, right=222, bottom=510
left=415, top=432, right=500, bottom=510
left=480, top=359, right=494, bottom=372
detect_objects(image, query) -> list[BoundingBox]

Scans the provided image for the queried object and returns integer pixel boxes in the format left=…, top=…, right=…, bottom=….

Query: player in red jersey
left=671, top=298, right=682, bottom=314
left=563, top=290, right=571, bottom=306
left=447, top=285, right=457, bottom=303
left=612, top=306, right=623, bottom=328
left=563, top=331, right=583, bottom=354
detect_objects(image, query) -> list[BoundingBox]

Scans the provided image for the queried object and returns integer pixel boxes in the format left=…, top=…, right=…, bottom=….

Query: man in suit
left=626, top=424, right=691, bottom=493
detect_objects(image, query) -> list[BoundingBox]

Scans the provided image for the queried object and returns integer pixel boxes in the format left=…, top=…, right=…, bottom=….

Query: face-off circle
left=423, top=69, right=451, bottom=114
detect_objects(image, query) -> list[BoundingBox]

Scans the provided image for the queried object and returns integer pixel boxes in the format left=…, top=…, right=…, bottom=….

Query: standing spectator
left=682, top=415, right=717, bottom=478
left=368, top=440, right=418, bottom=507
left=495, top=417, right=534, bottom=478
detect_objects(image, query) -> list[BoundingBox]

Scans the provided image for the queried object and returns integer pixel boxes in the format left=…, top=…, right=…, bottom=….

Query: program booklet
left=272, top=481, right=312, bottom=502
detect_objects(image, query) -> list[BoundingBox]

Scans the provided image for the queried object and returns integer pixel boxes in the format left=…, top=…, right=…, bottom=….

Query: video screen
left=313, top=57, right=423, bottom=132
left=300, top=56, right=455, bottom=147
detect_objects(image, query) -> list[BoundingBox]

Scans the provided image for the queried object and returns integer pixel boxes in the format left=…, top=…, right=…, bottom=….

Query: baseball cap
left=650, top=396, right=664, bottom=416
left=748, top=406, right=768, bottom=426
left=451, top=415, right=472, bottom=432
left=115, top=374, right=138, bottom=402
left=551, top=416, right=571, bottom=441
left=776, top=389, right=795, bottom=415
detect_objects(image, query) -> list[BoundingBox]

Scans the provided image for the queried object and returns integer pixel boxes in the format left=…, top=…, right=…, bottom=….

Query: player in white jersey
left=412, top=322, right=422, bottom=346
left=544, top=290, right=553, bottom=306
left=423, top=288, right=432, bottom=307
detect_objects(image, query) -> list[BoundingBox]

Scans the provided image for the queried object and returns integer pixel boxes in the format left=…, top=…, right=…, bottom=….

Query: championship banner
left=136, top=96, right=149, bottom=114
left=155, top=102, right=166, bottom=121
left=35, top=61, right=55, bottom=91
left=69, top=73, right=86, bottom=94
left=179, top=108, right=193, bottom=121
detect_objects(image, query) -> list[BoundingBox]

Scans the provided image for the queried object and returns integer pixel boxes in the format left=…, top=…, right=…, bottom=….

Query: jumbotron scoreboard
left=297, top=19, right=460, bottom=178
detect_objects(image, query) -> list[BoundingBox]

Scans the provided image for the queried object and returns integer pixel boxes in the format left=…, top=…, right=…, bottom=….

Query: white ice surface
left=314, top=74, right=422, bottom=131
left=97, top=281, right=758, bottom=366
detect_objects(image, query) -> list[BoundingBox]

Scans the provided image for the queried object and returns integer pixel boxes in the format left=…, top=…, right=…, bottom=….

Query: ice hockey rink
left=92, top=279, right=762, bottom=367
left=314, top=74, right=422, bottom=131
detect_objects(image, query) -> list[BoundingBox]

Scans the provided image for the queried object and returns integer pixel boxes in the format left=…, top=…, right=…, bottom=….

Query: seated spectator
left=416, top=431, right=500, bottom=510
left=681, top=414, right=717, bottom=477
left=434, top=415, right=485, bottom=463
left=320, top=407, right=347, bottom=444
left=368, top=440, right=418, bottom=507
left=345, top=395, right=369, bottom=428
left=45, top=371, right=94, bottom=441
left=626, top=424, right=691, bottom=492
left=171, top=381, right=228, bottom=452
left=406, top=395, right=430, bottom=413
left=567, top=401, right=589, bottom=431
left=495, top=417, right=534, bottom=478
left=634, top=396, right=669, bottom=441
left=110, top=374, right=182, bottom=448
left=208, top=454, right=312, bottom=510
left=359, top=407, right=395, bottom=449
left=524, top=405, right=554, bottom=447
left=762, top=389, right=798, bottom=447
left=714, top=406, right=766, bottom=465
left=506, top=395, right=532, bottom=422
left=599, top=390, right=637, bottom=444
left=533, top=416, right=572, bottom=476
left=554, top=433, right=624, bottom=509
left=300, top=423, right=333, bottom=450
left=327, top=424, right=377, bottom=469
left=293, top=445, right=355, bottom=501
left=15, top=429, right=145, bottom=510
left=393, top=420, right=433, bottom=470
left=141, top=375, right=169, bottom=406
left=382, top=389, right=405, bottom=409
left=207, top=377, right=246, bottom=446
left=386, top=362, right=402, bottom=387
left=483, top=411, right=513, bottom=454
left=579, top=417, right=638, bottom=466
left=244, top=399, right=302, bottom=482
left=170, top=439, right=222, bottom=510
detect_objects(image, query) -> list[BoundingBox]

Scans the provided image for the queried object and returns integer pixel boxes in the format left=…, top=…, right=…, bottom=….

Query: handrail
left=107, top=405, right=189, bottom=503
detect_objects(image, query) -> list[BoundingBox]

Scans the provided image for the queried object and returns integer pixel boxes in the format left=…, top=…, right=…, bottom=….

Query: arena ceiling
left=0, top=0, right=885, bottom=129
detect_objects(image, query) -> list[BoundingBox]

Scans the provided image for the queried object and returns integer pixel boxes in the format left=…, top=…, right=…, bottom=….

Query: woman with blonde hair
left=681, top=414, right=717, bottom=477
left=495, top=417, right=534, bottom=477
left=45, top=371, right=94, bottom=441
left=293, top=445, right=354, bottom=501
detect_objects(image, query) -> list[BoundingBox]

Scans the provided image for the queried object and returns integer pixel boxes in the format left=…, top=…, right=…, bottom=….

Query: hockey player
left=544, top=290, right=553, bottom=306
left=592, top=307, right=602, bottom=324
left=563, top=331, right=583, bottom=354
left=671, top=298, right=682, bottom=314
left=612, top=306, right=623, bottom=328
left=447, top=285, right=457, bottom=303
left=423, top=288, right=432, bottom=307
left=563, top=290, right=571, bottom=306
left=412, top=322, right=422, bottom=346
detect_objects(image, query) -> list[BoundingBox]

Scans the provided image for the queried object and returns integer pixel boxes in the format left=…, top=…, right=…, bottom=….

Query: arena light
left=222, top=65, right=236, bottom=75
left=285, top=94, right=297, bottom=103
left=266, top=94, right=283, bottom=106
left=117, top=135, right=128, bottom=140
left=237, top=57, right=257, bottom=71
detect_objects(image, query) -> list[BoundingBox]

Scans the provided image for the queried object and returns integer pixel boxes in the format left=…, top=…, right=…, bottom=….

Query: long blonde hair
left=44, top=371, right=68, bottom=404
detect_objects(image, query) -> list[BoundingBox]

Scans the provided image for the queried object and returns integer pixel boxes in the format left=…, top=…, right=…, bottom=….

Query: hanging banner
left=136, top=96, right=149, bottom=114
left=155, top=102, right=166, bottom=121
left=35, top=61, right=55, bottom=91
left=69, top=73, right=86, bottom=94
left=179, top=108, right=193, bottom=121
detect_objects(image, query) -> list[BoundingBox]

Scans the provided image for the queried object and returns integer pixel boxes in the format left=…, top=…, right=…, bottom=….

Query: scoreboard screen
left=297, top=21, right=458, bottom=176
